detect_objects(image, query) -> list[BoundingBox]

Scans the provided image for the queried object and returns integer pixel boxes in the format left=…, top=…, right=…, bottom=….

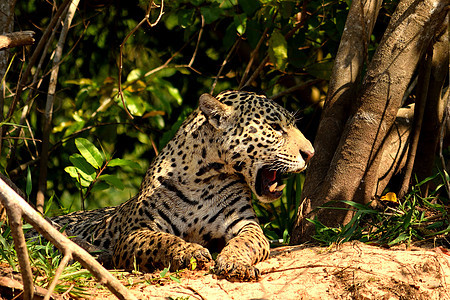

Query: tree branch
left=36, top=0, right=79, bottom=213
left=0, top=31, right=35, bottom=50
left=6, top=0, right=72, bottom=122
left=211, top=38, right=240, bottom=95
left=238, top=26, right=269, bottom=89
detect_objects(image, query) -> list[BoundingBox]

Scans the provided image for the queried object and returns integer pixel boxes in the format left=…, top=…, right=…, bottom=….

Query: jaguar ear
left=199, top=93, right=233, bottom=129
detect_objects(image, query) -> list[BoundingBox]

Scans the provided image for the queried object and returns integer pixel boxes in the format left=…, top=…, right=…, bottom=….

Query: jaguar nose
left=300, top=149, right=314, bottom=164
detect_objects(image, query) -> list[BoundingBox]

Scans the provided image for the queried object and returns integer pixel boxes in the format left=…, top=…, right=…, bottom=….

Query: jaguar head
left=199, top=90, right=314, bottom=203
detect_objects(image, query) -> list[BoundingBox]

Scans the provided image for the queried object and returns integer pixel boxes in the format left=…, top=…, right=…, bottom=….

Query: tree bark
left=0, top=0, right=16, bottom=156
left=292, top=0, right=449, bottom=244
left=375, top=105, right=414, bottom=196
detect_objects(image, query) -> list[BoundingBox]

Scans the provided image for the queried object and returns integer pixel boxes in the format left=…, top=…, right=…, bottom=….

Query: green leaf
left=75, top=138, right=103, bottom=169
left=166, top=85, right=183, bottom=106
left=99, top=174, right=124, bottom=190
left=90, top=181, right=111, bottom=193
left=126, top=69, right=144, bottom=82
left=169, top=275, right=181, bottom=283
left=64, top=78, right=94, bottom=86
left=200, top=6, right=223, bottom=24
left=123, top=90, right=148, bottom=116
left=388, top=232, right=410, bottom=246
left=164, top=12, right=179, bottom=30
left=160, top=267, right=169, bottom=278
left=64, top=166, right=92, bottom=187
left=178, top=9, right=195, bottom=28
left=305, top=61, right=334, bottom=80
left=26, top=167, right=32, bottom=199
left=268, top=31, right=288, bottom=71
left=69, top=154, right=96, bottom=181
left=108, top=158, right=141, bottom=170
left=238, top=0, right=261, bottom=16
left=234, top=14, right=247, bottom=35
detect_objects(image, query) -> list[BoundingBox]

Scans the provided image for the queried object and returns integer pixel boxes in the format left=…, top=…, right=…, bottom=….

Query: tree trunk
left=413, top=16, right=449, bottom=195
left=0, top=0, right=16, bottom=153
left=292, top=0, right=449, bottom=244
left=300, top=0, right=382, bottom=202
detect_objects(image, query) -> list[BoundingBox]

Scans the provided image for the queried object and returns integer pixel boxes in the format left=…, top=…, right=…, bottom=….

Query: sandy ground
left=93, top=241, right=450, bottom=300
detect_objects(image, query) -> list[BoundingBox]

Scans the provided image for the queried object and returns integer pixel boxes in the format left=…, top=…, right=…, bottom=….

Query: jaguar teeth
left=269, top=182, right=286, bottom=192
left=276, top=183, right=286, bottom=191
left=269, top=182, right=278, bottom=193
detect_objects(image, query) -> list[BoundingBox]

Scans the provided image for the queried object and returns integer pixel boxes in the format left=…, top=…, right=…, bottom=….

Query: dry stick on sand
left=0, top=178, right=138, bottom=300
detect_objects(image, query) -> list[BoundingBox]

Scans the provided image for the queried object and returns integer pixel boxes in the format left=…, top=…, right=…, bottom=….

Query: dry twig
left=211, top=39, right=240, bottom=95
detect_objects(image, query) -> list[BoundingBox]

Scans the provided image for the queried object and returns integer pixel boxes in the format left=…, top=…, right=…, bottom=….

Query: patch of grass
left=308, top=171, right=449, bottom=247
left=0, top=222, right=92, bottom=298
left=254, top=169, right=449, bottom=248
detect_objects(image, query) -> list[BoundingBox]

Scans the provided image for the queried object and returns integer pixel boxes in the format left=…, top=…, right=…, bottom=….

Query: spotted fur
left=51, top=90, right=314, bottom=281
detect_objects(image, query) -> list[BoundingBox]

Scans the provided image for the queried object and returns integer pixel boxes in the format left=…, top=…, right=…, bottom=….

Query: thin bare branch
left=36, top=0, right=80, bottom=213
left=211, top=39, right=240, bottom=95
left=238, top=27, right=269, bottom=89
left=270, top=79, right=323, bottom=100
left=188, top=14, right=204, bottom=68
left=243, top=55, right=269, bottom=89
left=44, top=253, right=72, bottom=300
left=4, top=201, right=34, bottom=300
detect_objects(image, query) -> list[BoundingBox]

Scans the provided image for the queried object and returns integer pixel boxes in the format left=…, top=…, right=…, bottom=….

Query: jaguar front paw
left=171, top=243, right=213, bottom=271
left=214, top=255, right=260, bottom=281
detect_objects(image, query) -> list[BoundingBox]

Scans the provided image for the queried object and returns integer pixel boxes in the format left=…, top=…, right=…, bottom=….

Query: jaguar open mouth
left=255, top=166, right=287, bottom=200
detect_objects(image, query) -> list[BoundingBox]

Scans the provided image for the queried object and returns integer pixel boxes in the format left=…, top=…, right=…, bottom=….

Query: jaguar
left=51, top=89, right=314, bottom=281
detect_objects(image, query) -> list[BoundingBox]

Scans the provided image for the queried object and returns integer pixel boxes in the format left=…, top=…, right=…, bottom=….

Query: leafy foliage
left=64, top=137, right=140, bottom=209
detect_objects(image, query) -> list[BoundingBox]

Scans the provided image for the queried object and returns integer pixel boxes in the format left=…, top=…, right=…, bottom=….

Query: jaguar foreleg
left=215, top=222, right=270, bottom=281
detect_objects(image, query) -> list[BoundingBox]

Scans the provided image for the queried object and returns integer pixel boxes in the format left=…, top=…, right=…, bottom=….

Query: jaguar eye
left=270, top=123, right=283, bottom=132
